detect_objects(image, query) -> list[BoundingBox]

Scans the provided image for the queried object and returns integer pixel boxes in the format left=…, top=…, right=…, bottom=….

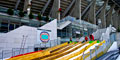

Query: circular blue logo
left=40, top=31, right=50, bottom=43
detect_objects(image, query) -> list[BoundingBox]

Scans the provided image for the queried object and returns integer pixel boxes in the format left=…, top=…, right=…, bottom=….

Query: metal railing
left=0, top=39, right=61, bottom=60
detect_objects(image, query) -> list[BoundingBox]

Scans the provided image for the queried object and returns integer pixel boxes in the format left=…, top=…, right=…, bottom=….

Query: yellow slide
left=39, top=42, right=87, bottom=60
left=55, top=41, right=97, bottom=60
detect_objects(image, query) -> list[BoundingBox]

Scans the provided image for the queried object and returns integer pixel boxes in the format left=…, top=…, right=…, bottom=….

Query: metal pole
left=50, top=41, right=52, bottom=47
left=45, top=43, right=47, bottom=48
left=95, top=46, right=98, bottom=59
left=2, top=50, right=3, bottom=60
left=90, top=49, right=92, bottom=60
left=27, top=48, right=29, bottom=53
left=19, top=35, right=24, bottom=54
left=80, top=0, right=81, bottom=38
left=58, top=0, right=60, bottom=21
left=12, top=49, right=14, bottom=57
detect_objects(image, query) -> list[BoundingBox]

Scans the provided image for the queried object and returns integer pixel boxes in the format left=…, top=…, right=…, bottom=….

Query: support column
left=49, top=0, right=60, bottom=21
left=112, top=9, right=120, bottom=29
left=106, top=5, right=115, bottom=27
left=70, top=0, right=81, bottom=19
left=99, top=0, right=109, bottom=28
left=88, top=0, right=96, bottom=24
left=23, top=0, right=28, bottom=12
left=23, top=0, right=32, bottom=15
left=15, top=0, right=21, bottom=10
left=82, top=2, right=93, bottom=17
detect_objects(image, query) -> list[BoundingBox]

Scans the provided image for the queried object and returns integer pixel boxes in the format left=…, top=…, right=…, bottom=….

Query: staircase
left=57, top=20, right=71, bottom=30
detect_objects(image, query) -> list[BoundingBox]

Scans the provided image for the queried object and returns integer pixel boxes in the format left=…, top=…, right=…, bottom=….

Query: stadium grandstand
left=0, top=0, right=120, bottom=60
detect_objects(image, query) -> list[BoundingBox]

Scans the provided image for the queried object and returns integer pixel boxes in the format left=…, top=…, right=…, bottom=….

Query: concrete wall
left=0, top=19, right=57, bottom=51
left=0, top=26, right=37, bottom=51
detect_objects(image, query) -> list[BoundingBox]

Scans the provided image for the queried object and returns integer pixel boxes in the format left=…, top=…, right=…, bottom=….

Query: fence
left=0, top=39, right=60, bottom=60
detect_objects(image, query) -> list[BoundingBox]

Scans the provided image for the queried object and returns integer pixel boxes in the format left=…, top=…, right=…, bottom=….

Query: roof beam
left=15, top=0, right=21, bottom=10
left=98, top=0, right=109, bottom=28
left=41, top=0, right=51, bottom=14
left=106, top=4, right=115, bottom=27
left=62, top=0, right=75, bottom=17
left=88, top=0, right=96, bottom=24
left=70, top=0, right=81, bottom=19
left=49, top=0, right=60, bottom=20
left=82, top=1, right=93, bottom=17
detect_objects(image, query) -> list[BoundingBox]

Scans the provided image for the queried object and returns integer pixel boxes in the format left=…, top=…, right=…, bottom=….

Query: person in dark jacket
left=69, top=37, right=73, bottom=43
left=89, top=35, right=94, bottom=41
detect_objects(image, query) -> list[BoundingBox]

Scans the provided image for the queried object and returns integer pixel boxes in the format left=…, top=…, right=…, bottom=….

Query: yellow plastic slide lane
left=50, top=42, right=75, bottom=53
left=55, top=41, right=97, bottom=60
left=69, top=40, right=105, bottom=60
left=32, top=42, right=75, bottom=60
left=45, top=42, right=68, bottom=52
left=7, top=50, right=50, bottom=60
left=40, top=42, right=88, bottom=60
left=51, top=42, right=82, bottom=54
left=51, top=42, right=76, bottom=54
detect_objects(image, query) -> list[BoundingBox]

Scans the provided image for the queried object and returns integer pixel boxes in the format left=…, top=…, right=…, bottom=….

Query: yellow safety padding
left=55, top=41, right=97, bottom=60
left=40, top=42, right=88, bottom=60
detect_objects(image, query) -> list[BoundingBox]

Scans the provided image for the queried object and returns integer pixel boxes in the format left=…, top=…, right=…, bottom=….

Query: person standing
left=89, top=35, right=94, bottom=41
left=85, top=36, right=88, bottom=42
left=69, top=37, right=73, bottom=43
